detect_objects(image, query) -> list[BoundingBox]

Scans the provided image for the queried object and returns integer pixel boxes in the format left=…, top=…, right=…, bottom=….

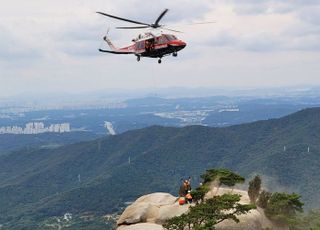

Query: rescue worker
left=178, top=177, right=192, bottom=197
left=185, top=190, right=193, bottom=204
left=145, top=40, right=151, bottom=52
left=145, top=39, right=155, bottom=53
left=184, top=178, right=191, bottom=195
left=179, top=182, right=187, bottom=197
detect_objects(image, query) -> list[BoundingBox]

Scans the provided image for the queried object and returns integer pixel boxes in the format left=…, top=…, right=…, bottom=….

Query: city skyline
left=0, top=122, right=71, bottom=135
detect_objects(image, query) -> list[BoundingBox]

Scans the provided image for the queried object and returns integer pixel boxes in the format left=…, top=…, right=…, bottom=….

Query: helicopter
left=96, top=9, right=188, bottom=64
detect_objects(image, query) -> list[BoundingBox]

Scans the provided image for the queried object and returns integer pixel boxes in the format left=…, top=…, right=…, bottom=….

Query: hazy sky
left=0, top=0, right=320, bottom=98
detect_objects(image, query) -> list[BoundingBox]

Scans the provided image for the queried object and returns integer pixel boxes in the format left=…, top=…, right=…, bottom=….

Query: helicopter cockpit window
left=165, top=35, right=177, bottom=41
left=158, top=35, right=167, bottom=44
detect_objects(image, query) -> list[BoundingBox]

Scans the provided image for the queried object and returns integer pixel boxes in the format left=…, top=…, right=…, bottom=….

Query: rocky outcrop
left=117, top=223, right=164, bottom=230
left=116, top=188, right=287, bottom=230
left=117, top=193, right=189, bottom=227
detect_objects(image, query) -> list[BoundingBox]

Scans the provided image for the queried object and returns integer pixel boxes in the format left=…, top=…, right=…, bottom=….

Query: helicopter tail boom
left=103, top=36, right=117, bottom=51
left=98, top=49, right=133, bottom=54
left=99, top=35, right=134, bottom=54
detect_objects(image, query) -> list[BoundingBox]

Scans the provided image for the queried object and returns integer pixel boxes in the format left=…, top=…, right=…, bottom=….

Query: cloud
left=232, top=3, right=269, bottom=15
left=208, top=31, right=281, bottom=52
left=100, top=0, right=214, bottom=24
left=228, top=0, right=320, bottom=16
left=203, top=1, right=320, bottom=53
left=0, top=1, right=320, bottom=97
left=297, top=5, right=320, bottom=25
left=208, top=33, right=320, bottom=52
left=59, top=41, right=100, bottom=57
left=209, top=30, right=320, bottom=53
left=0, top=25, right=42, bottom=61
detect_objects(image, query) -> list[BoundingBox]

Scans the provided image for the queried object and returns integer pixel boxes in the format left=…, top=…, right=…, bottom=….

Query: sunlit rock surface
left=116, top=189, right=287, bottom=230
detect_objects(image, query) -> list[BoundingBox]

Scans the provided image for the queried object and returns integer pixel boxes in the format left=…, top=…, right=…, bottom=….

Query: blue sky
left=0, top=0, right=320, bottom=97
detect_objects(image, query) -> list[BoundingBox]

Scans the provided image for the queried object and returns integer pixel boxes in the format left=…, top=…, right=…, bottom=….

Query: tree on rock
left=164, top=194, right=255, bottom=230
left=265, top=192, right=304, bottom=225
left=257, top=190, right=272, bottom=209
left=248, top=175, right=261, bottom=204
left=165, top=169, right=254, bottom=230
left=201, top=168, right=245, bottom=194
left=190, top=184, right=210, bottom=204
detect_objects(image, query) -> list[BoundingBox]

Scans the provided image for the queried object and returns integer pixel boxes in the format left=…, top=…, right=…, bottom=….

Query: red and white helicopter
left=96, top=9, right=189, bottom=64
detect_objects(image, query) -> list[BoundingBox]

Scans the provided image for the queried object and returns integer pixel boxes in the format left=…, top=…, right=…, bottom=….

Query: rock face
left=116, top=189, right=287, bottom=230
left=117, top=192, right=188, bottom=228
left=117, top=223, right=164, bottom=230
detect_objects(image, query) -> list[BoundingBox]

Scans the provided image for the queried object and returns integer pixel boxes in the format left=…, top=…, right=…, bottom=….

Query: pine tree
left=257, top=190, right=272, bottom=209
left=248, top=175, right=261, bottom=204
left=164, top=194, right=255, bottom=230
left=265, top=192, right=304, bottom=225
left=201, top=168, right=245, bottom=195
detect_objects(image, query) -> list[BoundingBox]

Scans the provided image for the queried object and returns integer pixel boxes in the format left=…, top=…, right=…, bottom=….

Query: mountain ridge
left=0, top=107, right=320, bottom=228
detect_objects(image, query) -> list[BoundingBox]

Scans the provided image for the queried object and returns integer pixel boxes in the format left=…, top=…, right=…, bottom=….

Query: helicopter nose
left=177, top=41, right=186, bottom=50
left=179, top=41, right=187, bottom=48
left=170, top=40, right=187, bottom=49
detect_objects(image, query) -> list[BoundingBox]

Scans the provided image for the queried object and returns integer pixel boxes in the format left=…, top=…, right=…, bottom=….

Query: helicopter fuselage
left=119, top=33, right=186, bottom=58
left=100, top=33, right=186, bottom=63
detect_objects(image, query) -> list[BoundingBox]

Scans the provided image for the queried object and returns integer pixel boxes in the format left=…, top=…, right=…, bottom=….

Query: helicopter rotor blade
left=116, top=26, right=150, bottom=29
left=153, top=9, right=169, bottom=27
left=180, top=21, right=216, bottom=26
left=160, top=21, right=216, bottom=33
left=96, top=12, right=150, bottom=26
left=162, top=27, right=183, bottom=33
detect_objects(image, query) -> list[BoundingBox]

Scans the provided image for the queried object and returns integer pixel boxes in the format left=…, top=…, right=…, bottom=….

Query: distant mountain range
left=2, top=95, right=320, bottom=136
left=3, top=86, right=320, bottom=108
left=0, top=132, right=99, bottom=154
left=1, top=107, right=320, bottom=229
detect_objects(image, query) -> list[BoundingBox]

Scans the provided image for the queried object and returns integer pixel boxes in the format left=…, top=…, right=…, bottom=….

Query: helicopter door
left=145, top=38, right=155, bottom=52
left=135, top=41, right=145, bottom=52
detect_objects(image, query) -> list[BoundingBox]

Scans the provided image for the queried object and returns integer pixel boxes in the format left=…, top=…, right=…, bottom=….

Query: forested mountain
left=1, top=108, right=320, bottom=228
left=0, top=132, right=99, bottom=155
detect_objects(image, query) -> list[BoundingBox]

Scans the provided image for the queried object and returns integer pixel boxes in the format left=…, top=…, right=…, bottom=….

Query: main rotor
left=96, top=9, right=181, bottom=33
